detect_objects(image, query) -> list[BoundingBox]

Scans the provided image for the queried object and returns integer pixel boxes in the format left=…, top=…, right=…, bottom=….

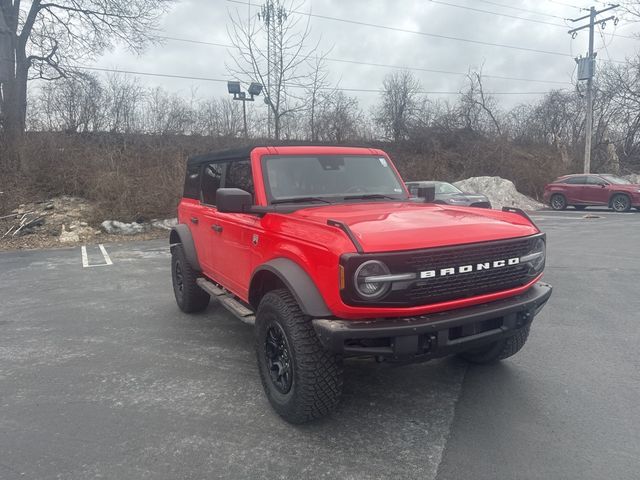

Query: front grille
left=341, top=235, right=541, bottom=307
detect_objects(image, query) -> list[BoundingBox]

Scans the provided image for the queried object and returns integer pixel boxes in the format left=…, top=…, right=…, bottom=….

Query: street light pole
left=227, top=82, right=263, bottom=139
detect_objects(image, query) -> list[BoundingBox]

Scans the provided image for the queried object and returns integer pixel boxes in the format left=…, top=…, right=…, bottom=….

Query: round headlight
left=354, top=260, right=391, bottom=299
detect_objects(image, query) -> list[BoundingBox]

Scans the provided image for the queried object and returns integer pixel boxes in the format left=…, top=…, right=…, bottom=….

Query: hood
left=292, top=202, right=538, bottom=253
left=614, top=183, right=640, bottom=191
left=438, top=192, right=488, bottom=200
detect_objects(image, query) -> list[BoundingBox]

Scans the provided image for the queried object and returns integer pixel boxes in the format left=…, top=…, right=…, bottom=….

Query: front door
left=199, top=162, right=224, bottom=276
left=580, top=176, right=610, bottom=205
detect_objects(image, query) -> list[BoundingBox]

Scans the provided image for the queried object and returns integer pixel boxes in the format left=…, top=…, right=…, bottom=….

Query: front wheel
left=611, top=194, right=631, bottom=212
left=255, top=289, right=343, bottom=424
left=550, top=194, right=567, bottom=210
left=458, top=326, right=530, bottom=364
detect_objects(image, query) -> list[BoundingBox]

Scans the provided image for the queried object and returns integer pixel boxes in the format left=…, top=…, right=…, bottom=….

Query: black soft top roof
left=187, top=146, right=255, bottom=167
left=186, top=142, right=374, bottom=167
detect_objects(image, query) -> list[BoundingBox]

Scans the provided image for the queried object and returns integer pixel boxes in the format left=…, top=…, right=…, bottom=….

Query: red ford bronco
left=170, top=145, right=552, bottom=423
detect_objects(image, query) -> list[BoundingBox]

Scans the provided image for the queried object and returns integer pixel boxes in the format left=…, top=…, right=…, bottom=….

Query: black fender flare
left=250, top=258, right=331, bottom=317
left=169, top=224, right=201, bottom=272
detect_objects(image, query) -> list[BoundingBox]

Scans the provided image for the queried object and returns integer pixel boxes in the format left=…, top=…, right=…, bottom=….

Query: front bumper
left=313, top=282, right=552, bottom=361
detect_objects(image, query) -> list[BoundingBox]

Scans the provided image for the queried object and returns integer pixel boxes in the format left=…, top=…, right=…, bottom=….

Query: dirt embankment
left=0, top=196, right=171, bottom=251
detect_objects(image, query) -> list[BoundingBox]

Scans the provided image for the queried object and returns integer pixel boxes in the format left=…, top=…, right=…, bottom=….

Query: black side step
left=196, top=278, right=255, bottom=325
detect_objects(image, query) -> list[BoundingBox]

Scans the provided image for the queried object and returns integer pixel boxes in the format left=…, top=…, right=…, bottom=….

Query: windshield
left=435, top=182, right=462, bottom=194
left=262, top=155, right=407, bottom=202
left=600, top=175, right=631, bottom=185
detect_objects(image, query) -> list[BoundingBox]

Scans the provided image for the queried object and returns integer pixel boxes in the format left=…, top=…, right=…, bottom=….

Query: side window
left=183, top=164, right=201, bottom=200
left=565, top=176, right=587, bottom=185
left=225, top=160, right=254, bottom=198
left=201, top=162, right=224, bottom=205
left=586, top=176, right=606, bottom=185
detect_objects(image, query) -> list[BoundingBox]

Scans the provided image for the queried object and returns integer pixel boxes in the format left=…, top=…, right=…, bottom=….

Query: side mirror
left=416, top=185, right=436, bottom=203
left=216, top=188, right=252, bottom=213
left=600, top=183, right=606, bottom=188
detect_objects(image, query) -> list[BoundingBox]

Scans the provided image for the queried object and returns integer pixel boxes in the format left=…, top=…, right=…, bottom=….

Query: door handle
left=190, top=217, right=199, bottom=224
left=212, top=224, right=223, bottom=233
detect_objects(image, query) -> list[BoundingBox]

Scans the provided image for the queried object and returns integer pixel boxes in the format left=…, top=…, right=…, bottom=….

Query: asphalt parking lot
left=1, top=208, right=639, bottom=480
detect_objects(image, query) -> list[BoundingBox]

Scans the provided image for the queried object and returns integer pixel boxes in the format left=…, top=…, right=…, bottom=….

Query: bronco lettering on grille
left=420, top=257, right=520, bottom=279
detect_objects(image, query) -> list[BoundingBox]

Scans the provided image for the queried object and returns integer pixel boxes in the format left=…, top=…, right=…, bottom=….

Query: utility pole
left=568, top=5, right=619, bottom=174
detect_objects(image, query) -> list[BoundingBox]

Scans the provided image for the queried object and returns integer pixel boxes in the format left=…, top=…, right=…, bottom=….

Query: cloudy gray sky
left=93, top=0, right=640, bottom=111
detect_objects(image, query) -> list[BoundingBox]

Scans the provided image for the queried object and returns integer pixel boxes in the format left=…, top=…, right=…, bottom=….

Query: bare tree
left=227, top=0, right=317, bottom=140
left=316, top=91, right=361, bottom=143
left=460, top=69, right=502, bottom=136
left=0, top=0, right=173, bottom=161
left=104, top=73, right=143, bottom=133
left=376, top=70, right=421, bottom=142
left=195, top=97, right=244, bottom=137
left=37, top=72, right=104, bottom=132
left=305, top=53, right=332, bottom=141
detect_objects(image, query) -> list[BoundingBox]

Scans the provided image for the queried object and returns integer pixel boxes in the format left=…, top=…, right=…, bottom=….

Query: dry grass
left=2, top=131, right=570, bottom=221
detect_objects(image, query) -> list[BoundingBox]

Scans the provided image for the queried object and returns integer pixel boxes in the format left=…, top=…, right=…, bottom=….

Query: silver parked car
left=406, top=181, right=492, bottom=208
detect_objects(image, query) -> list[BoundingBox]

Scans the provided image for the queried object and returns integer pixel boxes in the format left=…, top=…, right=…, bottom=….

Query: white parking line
left=81, top=245, right=89, bottom=268
left=81, top=244, right=113, bottom=268
left=98, top=244, right=113, bottom=265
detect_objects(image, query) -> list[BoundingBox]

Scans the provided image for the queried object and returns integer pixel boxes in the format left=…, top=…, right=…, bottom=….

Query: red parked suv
left=544, top=173, right=640, bottom=212
left=170, top=145, right=552, bottom=423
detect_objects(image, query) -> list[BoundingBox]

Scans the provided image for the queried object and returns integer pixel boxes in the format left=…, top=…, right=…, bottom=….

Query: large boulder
left=453, top=176, right=544, bottom=211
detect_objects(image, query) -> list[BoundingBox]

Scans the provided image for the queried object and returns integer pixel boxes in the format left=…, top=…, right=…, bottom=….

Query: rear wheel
left=171, top=245, right=209, bottom=313
left=611, top=194, right=631, bottom=212
left=256, top=289, right=343, bottom=424
left=458, top=326, right=530, bottom=364
left=550, top=194, right=567, bottom=210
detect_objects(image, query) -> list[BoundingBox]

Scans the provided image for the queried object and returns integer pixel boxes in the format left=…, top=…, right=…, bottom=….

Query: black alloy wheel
left=265, top=322, right=294, bottom=394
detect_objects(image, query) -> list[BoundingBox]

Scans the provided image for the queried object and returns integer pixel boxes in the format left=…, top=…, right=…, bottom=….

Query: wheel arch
left=169, top=224, right=201, bottom=272
left=249, top=258, right=331, bottom=318
left=608, top=191, right=631, bottom=207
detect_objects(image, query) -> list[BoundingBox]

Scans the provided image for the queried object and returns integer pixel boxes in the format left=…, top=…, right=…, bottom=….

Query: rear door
left=563, top=176, right=588, bottom=203
left=581, top=175, right=610, bottom=205
left=179, top=163, right=207, bottom=258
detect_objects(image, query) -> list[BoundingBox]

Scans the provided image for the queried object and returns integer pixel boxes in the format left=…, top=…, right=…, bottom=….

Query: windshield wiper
left=271, top=196, right=333, bottom=205
left=342, top=193, right=399, bottom=201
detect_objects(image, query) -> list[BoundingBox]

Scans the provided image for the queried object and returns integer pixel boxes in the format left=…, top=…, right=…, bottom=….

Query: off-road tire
left=550, top=194, right=567, bottom=210
left=458, top=325, right=530, bottom=364
left=255, top=289, right=343, bottom=424
left=171, top=245, right=209, bottom=313
left=611, top=193, right=631, bottom=212
left=574, top=205, right=586, bottom=210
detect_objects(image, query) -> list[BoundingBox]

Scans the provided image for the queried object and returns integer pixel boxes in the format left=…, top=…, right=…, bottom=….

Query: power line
left=228, top=0, right=635, bottom=55
left=472, top=0, right=569, bottom=19
left=435, top=0, right=636, bottom=40
left=71, top=65, right=558, bottom=95
left=226, top=0, right=575, bottom=58
left=427, top=0, right=568, bottom=27
left=158, top=34, right=571, bottom=85
left=545, top=0, right=587, bottom=11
